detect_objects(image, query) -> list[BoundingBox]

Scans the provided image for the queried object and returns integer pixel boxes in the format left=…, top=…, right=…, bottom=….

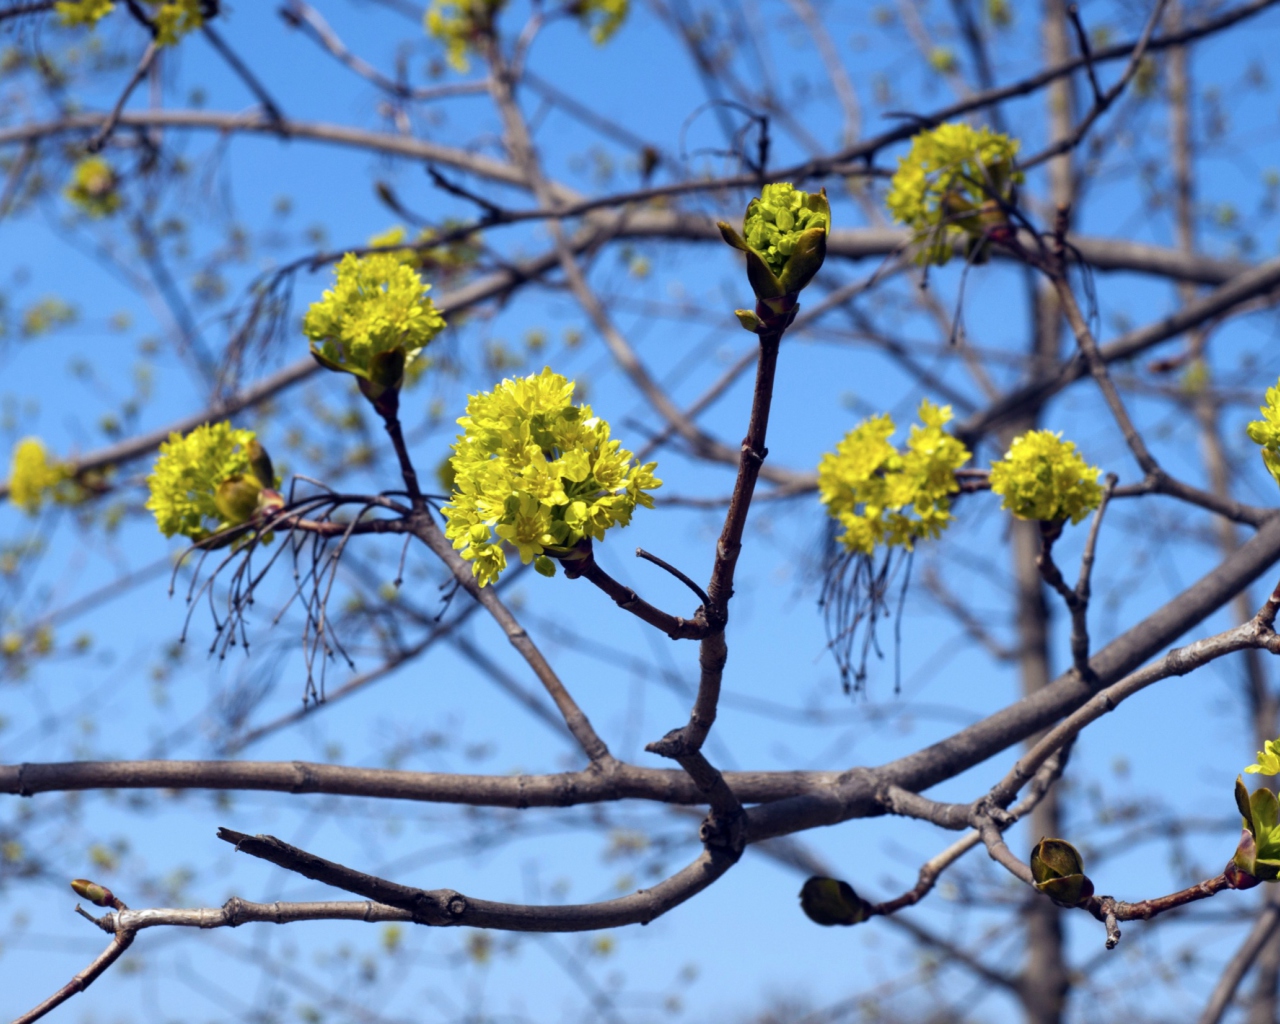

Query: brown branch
left=0, top=758, right=832, bottom=807
left=563, top=549, right=711, bottom=640
left=408, top=511, right=612, bottom=764
left=86, top=41, right=159, bottom=153
left=217, top=827, right=735, bottom=932
left=12, top=928, right=135, bottom=1024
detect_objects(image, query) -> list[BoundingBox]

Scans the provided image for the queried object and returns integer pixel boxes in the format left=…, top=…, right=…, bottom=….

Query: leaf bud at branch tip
left=1030, top=838, right=1095, bottom=907
left=70, top=878, right=117, bottom=908
left=799, top=876, right=871, bottom=926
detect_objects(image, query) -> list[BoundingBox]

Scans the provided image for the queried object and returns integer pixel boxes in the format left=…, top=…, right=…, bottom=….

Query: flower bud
left=734, top=309, right=763, bottom=334
left=1030, top=838, right=1095, bottom=907
left=70, top=878, right=116, bottom=907
left=720, top=183, right=830, bottom=311
left=213, top=474, right=264, bottom=528
left=799, top=876, right=871, bottom=926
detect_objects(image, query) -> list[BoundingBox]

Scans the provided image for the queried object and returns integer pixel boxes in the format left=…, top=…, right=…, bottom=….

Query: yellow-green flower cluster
left=886, top=122, right=1022, bottom=266
left=989, top=430, right=1102, bottom=525
left=425, top=0, right=505, bottom=72
left=303, top=252, right=446, bottom=396
left=576, top=0, right=629, bottom=44
left=443, top=368, right=661, bottom=586
left=150, top=0, right=205, bottom=46
left=64, top=156, right=120, bottom=218
left=1248, top=739, right=1280, bottom=776
left=55, top=0, right=114, bottom=28
left=9, top=438, right=70, bottom=515
left=1247, top=379, right=1280, bottom=487
left=720, top=183, right=830, bottom=310
left=145, top=422, right=272, bottom=541
left=818, top=400, right=971, bottom=555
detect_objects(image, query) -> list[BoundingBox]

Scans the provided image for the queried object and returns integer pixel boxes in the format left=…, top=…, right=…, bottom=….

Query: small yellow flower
left=304, top=252, right=446, bottom=398
left=145, top=423, right=272, bottom=541
left=54, top=0, right=114, bottom=28
left=886, top=122, right=1021, bottom=266
left=442, top=368, right=660, bottom=586
left=9, top=438, right=71, bottom=515
left=1247, top=377, right=1280, bottom=487
left=1247, top=738, right=1280, bottom=776
left=989, top=430, right=1102, bottom=525
left=64, top=157, right=121, bottom=218
left=817, top=400, right=971, bottom=554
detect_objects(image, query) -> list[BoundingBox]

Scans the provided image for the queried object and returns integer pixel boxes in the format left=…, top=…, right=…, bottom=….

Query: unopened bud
left=799, top=876, right=871, bottom=926
left=1030, top=838, right=1095, bottom=907
left=734, top=309, right=762, bottom=333
left=213, top=474, right=263, bottom=527
left=71, top=878, right=115, bottom=907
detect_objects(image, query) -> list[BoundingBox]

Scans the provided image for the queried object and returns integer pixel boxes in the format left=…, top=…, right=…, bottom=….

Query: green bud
left=1235, top=777, right=1280, bottom=882
left=1030, top=838, right=1095, bottom=907
left=247, top=439, right=275, bottom=490
left=721, top=183, right=830, bottom=306
left=799, top=876, right=871, bottom=926
left=70, top=878, right=116, bottom=907
left=534, top=555, right=557, bottom=577
left=734, top=309, right=762, bottom=333
left=213, top=474, right=264, bottom=527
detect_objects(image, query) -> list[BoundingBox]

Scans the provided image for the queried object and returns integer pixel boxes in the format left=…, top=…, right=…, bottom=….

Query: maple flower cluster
left=64, top=156, right=121, bottom=218
left=817, top=400, right=971, bottom=555
left=303, top=252, right=446, bottom=400
left=9, top=438, right=71, bottom=514
left=886, top=121, right=1022, bottom=266
left=425, top=0, right=629, bottom=70
left=719, top=183, right=830, bottom=315
left=989, top=429, right=1103, bottom=525
left=442, top=368, right=661, bottom=587
left=145, top=422, right=277, bottom=541
left=55, top=0, right=206, bottom=44
left=1247, top=378, right=1280, bottom=487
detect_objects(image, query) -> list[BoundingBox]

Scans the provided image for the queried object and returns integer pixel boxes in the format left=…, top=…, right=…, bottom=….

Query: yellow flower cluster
left=989, top=430, right=1103, bottom=525
left=886, top=122, right=1022, bottom=266
left=54, top=0, right=114, bottom=28
left=1247, top=378, right=1280, bottom=487
left=56, top=0, right=202, bottom=43
left=1248, top=738, right=1280, bottom=777
left=9, top=438, right=71, bottom=515
left=425, top=0, right=505, bottom=72
left=145, top=422, right=274, bottom=541
left=576, top=0, right=629, bottom=44
left=817, top=400, right=971, bottom=555
left=150, top=0, right=205, bottom=46
left=719, top=183, right=830, bottom=310
left=443, top=368, right=661, bottom=586
left=303, top=252, right=446, bottom=396
left=64, top=157, right=120, bottom=218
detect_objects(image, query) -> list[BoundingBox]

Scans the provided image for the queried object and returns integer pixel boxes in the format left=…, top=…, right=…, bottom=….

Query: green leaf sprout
left=988, top=429, right=1103, bottom=525
left=886, top=121, right=1022, bottom=266
left=442, top=367, right=661, bottom=587
left=817, top=400, right=971, bottom=555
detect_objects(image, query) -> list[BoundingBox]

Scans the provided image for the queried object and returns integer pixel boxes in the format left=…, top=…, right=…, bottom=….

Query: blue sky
left=6, top=1, right=1280, bottom=1021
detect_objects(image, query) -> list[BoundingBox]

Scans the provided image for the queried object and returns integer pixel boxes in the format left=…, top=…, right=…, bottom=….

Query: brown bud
left=70, top=878, right=116, bottom=907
